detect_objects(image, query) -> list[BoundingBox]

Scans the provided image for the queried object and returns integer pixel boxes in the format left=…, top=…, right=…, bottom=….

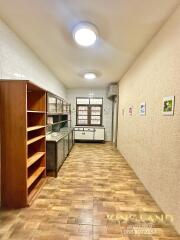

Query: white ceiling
left=0, top=0, right=179, bottom=88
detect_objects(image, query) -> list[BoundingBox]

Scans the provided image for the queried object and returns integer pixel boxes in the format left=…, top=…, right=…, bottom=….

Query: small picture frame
left=140, top=102, right=146, bottom=116
left=163, top=96, right=175, bottom=116
left=129, top=106, right=133, bottom=116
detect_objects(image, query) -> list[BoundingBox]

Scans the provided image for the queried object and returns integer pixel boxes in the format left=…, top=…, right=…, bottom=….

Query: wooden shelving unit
left=0, top=80, right=46, bottom=208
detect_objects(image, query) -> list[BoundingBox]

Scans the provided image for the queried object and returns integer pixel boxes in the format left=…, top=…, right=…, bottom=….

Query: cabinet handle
left=82, top=132, right=85, bottom=135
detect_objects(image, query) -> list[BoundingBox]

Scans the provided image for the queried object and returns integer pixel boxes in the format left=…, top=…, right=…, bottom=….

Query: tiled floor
left=0, top=143, right=179, bottom=240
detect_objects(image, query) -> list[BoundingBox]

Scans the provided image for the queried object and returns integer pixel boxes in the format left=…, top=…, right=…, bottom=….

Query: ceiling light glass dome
left=73, top=22, right=98, bottom=47
left=84, top=72, right=97, bottom=80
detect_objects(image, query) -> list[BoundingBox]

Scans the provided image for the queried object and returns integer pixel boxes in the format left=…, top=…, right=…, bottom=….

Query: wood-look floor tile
left=0, top=143, right=179, bottom=240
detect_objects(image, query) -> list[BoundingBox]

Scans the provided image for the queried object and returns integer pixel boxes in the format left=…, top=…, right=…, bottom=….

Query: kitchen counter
left=46, top=128, right=73, bottom=142
left=46, top=128, right=74, bottom=177
left=74, top=125, right=105, bottom=129
left=74, top=126, right=105, bottom=142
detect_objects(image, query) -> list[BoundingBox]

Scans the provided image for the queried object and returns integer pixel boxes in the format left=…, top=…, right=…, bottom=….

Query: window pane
left=77, top=98, right=89, bottom=104
left=91, top=120, right=100, bottom=125
left=90, top=98, right=103, bottom=105
left=91, top=106, right=101, bottom=111
left=78, top=106, right=88, bottom=111
left=91, top=116, right=100, bottom=120
left=91, top=111, right=101, bottom=116
left=78, top=111, right=88, bottom=116
left=78, top=116, right=88, bottom=120
left=78, top=120, right=88, bottom=125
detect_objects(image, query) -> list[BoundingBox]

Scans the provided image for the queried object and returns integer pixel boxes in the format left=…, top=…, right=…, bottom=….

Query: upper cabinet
left=47, top=92, right=71, bottom=132
left=47, top=93, right=63, bottom=114
left=63, top=102, right=71, bottom=114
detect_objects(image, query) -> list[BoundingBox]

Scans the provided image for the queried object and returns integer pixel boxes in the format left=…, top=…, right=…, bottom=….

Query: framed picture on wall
left=162, top=96, right=175, bottom=116
left=140, top=102, right=146, bottom=116
left=129, top=106, right=133, bottom=116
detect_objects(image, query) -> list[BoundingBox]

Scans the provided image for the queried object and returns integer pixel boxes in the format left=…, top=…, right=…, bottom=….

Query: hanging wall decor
left=140, top=102, right=146, bottom=116
left=129, top=106, right=133, bottom=116
left=162, top=96, right=175, bottom=116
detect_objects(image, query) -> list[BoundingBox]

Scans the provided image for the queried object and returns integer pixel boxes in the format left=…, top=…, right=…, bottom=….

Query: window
left=76, top=98, right=103, bottom=126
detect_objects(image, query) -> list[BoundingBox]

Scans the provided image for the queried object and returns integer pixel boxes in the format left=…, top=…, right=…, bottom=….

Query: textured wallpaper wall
left=117, top=6, right=180, bottom=233
left=67, top=88, right=113, bottom=141
left=0, top=19, right=66, bottom=98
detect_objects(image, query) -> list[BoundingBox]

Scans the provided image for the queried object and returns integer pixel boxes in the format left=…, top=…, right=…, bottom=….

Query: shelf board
left=27, top=110, right=46, bottom=114
left=27, top=126, right=45, bottom=132
left=27, top=152, right=45, bottom=168
left=27, top=167, right=45, bottom=189
left=28, top=178, right=46, bottom=205
left=27, top=135, right=45, bottom=145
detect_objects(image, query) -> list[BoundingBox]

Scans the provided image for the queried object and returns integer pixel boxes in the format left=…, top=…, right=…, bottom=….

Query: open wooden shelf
left=27, top=135, right=45, bottom=145
left=0, top=80, right=46, bottom=208
left=27, top=167, right=45, bottom=189
left=27, top=126, right=45, bottom=132
left=27, top=152, right=45, bottom=168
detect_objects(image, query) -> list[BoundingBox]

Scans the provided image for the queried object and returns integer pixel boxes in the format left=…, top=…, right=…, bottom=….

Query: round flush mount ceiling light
left=73, top=22, right=98, bottom=47
left=84, top=72, right=97, bottom=80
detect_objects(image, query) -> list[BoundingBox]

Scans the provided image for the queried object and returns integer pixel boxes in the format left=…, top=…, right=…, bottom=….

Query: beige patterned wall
left=117, top=6, right=180, bottom=233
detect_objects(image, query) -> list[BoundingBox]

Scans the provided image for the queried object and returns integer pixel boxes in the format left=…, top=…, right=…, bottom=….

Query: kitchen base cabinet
left=75, top=130, right=94, bottom=140
left=63, top=135, right=69, bottom=159
left=94, top=128, right=105, bottom=141
left=68, top=130, right=74, bottom=151
left=74, top=126, right=105, bottom=142
left=46, top=140, right=64, bottom=177
left=57, top=140, right=64, bottom=170
left=46, top=129, right=74, bottom=177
